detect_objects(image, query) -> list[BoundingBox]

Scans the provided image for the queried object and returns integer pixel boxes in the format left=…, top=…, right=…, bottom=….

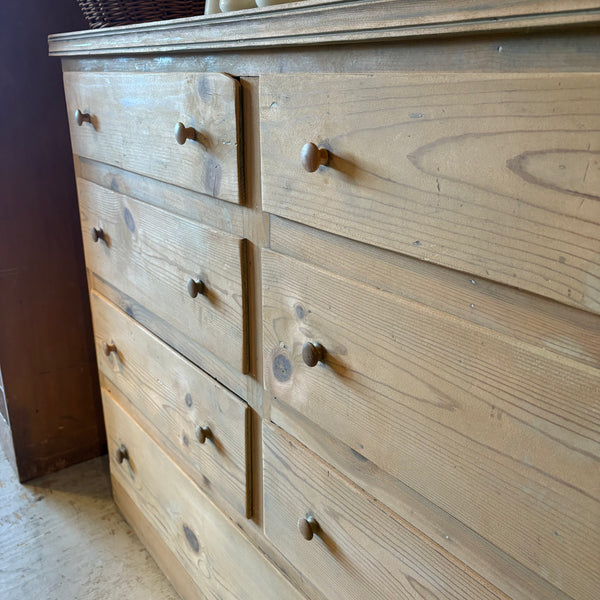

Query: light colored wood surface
left=270, top=397, right=571, bottom=600
left=0, top=447, right=179, bottom=600
left=261, top=72, right=600, bottom=314
left=262, top=249, right=600, bottom=600
left=64, top=72, right=242, bottom=204
left=239, top=76, right=270, bottom=529
left=78, top=178, right=248, bottom=373
left=93, top=275, right=324, bottom=600
left=103, top=389, right=307, bottom=600
left=76, top=157, right=247, bottom=238
left=263, top=422, right=507, bottom=600
left=91, top=292, right=250, bottom=517
left=58, top=31, right=600, bottom=81
left=112, top=478, right=199, bottom=600
left=270, top=216, right=600, bottom=370
left=91, top=274, right=250, bottom=402
left=48, top=0, right=600, bottom=56
left=52, top=6, right=600, bottom=600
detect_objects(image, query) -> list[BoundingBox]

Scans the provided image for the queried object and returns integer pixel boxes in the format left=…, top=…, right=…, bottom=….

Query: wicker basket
left=77, top=0, right=206, bottom=29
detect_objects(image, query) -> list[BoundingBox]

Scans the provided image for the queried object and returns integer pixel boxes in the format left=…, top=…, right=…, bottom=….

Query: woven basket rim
left=76, top=0, right=206, bottom=29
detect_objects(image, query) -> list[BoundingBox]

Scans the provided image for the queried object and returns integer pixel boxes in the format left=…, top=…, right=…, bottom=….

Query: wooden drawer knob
left=187, top=278, right=206, bottom=298
left=75, top=109, right=92, bottom=126
left=301, top=143, right=329, bottom=172
left=298, top=516, right=320, bottom=541
left=115, top=444, right=129, bottom=464
left=91, top=227, right=105, bottom=243
left=302, top=341, right=325, bottom=367
left=175, top=122, right=198, bottom=145
left=102, top=342, right=117, bottom=357
left=195, top=425, right=212, bottom=444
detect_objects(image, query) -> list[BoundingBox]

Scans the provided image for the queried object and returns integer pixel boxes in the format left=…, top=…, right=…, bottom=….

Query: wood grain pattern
left=64, top=71, right=242, bottom=204
left=263, top=422, right=506, bottom=600
left=91, top=292, right=250, bottom=517
left=76, top=157, right=246, bottom=238
left=260, top=72, right=600, bottom=314
left=103, top=390, right=307, bottom=600
left=262, top=250, right=600, bottom=600
left=270, top=216, right=600, bottom=370
left=270, top=397, right=571, bottom=600
left=113, top=478, right=205, bottom=600
left=91, top=274, right=251, bottom=402
left=78, top=178, right=248, bottom=373
left=52, top=7, right=600, bottom=600
left=48, top=0, right=600, bottom=56
left=58, top=29, right=600, bottom=80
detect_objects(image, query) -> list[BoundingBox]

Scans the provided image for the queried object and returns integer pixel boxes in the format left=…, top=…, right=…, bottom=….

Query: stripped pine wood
left=51, top=6, right=600, bottom=600
left=262, top=250, right=600, bottom=600
left=48, top=0, right=600, bottom=56
left=64, top=72, right=242, bottom=204
left=270, top=397, right=572, bottom=600
left=112, top=478, right=204, bottom=600
left=270, top=216, right=600, bottom=370
left=58, top=31, right=600, bottom=79
left=78, top=178, right=248, bottom=373
left=263, top=422, right=507, bottom=600
left=103, top=390, right=307, bottom=600
left=76, top=157, right=246, bottom=239
left=260, top=72, right=600, bottom=314
left=91, top=292, right=251, bottom=517
left=91, top=274, right=251, bottom=403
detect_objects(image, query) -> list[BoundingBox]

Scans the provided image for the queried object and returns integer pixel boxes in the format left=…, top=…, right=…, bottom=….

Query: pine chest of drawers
left=50, top=2, right=600, bottom=599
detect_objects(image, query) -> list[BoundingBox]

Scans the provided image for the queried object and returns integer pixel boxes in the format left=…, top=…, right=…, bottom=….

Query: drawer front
left=64, top=71, right=242, bottom=204
left=262, top=249, right=600, bottom=600
left=103, top=391, right=306, bottom=600
left=260, top=73, right=600, bottom=313
left=79, top=178, right=248, bottom=373
left=263, top=423, right=503, bottom=600
left=92, top=292, right=250, bottom=517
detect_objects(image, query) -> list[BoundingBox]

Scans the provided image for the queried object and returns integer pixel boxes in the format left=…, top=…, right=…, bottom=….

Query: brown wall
left=0, top=0, right=105, bottom=480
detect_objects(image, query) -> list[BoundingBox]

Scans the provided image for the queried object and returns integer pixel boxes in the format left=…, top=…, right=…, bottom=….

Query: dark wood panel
left=0, top=0, right=104, bottom=481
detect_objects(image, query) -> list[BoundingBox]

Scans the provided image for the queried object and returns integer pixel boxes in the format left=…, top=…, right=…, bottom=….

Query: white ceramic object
left=219, top=0, right=255, bottom=11
left=205, top=0, right=221, bottom=13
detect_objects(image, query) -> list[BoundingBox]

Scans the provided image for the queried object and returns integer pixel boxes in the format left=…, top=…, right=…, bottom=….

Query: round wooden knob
left=195, top=425, right=212, bottom=444
left=115, top=444, right=128, bottom=464
left=75, top=109, right=92, bottom=126
left=298, top=516, right=320, bottom=541
left=175, top=122, right=197, bottom=145
left=301, top=143, right=329, bottom=172
left=102, top=341, right=117, bottom=357
left=91, top=227, right=105, bottom=243
left=187, top=278, right=206, bottom=298
left=302, top=342, right=325, bottom=367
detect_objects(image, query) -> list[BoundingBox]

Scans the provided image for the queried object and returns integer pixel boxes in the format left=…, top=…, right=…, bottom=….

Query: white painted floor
left=0, top=447, right=179, bottom=600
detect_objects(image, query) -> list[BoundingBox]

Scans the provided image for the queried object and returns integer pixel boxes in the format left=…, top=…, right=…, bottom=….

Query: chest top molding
left=48, top=0, right=600, bottom=57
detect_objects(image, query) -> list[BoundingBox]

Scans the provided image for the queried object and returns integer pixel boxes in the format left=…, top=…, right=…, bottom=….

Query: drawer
left=92, top=292, right=250, bottom=517
left=103, top=391, right=306, bottom=600
left=64, top=71, right=242, bottom=204
left=79, top=178, right=248, bottom=373
left=263, top=423, right=503, bottom=600
left=262, top=249, right=600, bottom=600
left=260, top=73, right=600, bottom=313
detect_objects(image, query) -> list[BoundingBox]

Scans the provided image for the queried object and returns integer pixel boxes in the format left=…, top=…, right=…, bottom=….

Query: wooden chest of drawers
left=50, top=2, right=600, bottom=599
